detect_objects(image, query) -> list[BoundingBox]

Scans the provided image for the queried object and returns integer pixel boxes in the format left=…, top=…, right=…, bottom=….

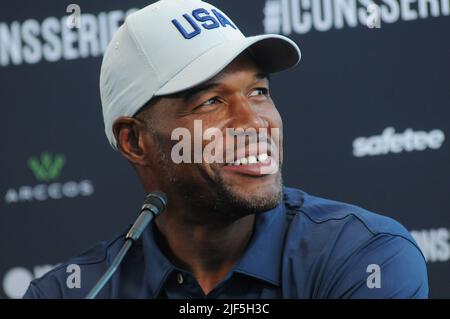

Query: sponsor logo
left=2, top=264, right=56, bottom=299
left=4, top=151, right=95, bottom=203
left=0, top=8, right=138, bottom=67
left=411, top=228, right=450, bottom=263
left=263, top=0, right=450, bottom=35
left=28, top=152, right=65, bottom=182
left=352, top=127, right=445, bottom=157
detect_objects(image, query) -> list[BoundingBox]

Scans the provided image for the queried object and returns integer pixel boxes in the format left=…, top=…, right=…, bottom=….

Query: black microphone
left=85, top=191, right=167, bottom=299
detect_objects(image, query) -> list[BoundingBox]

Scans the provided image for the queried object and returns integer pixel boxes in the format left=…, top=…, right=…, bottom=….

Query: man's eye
left=201, top=96, right=221, bottom=106
left=249, top=88, right=269, bottom=97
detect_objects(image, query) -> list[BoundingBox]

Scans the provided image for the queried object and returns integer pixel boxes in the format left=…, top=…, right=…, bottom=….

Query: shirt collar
left=232, top=202, right=286, bottom=286
left=141, top=223, right=176, bottom=298
left=141, top=202, right=287, bottom=297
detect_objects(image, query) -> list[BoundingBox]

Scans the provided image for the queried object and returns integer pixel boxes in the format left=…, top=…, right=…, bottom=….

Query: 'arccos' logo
left=4, top=152, right=94, bottom=203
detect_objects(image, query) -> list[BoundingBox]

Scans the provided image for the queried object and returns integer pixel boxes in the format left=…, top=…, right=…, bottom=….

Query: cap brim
left=155, top=34, right=301, bottom=96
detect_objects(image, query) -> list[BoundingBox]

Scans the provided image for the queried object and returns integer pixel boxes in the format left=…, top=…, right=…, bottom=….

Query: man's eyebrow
left=255, top=72, right=271, bottom=82
left=182, top=82, right=220, bottom=102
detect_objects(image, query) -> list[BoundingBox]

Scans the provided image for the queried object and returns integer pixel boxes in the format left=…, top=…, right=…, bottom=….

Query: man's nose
left=228, top=94, right=268, bottom=130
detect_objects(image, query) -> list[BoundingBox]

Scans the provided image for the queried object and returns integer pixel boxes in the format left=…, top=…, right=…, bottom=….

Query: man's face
left=137, top=53, right=283, bottom=222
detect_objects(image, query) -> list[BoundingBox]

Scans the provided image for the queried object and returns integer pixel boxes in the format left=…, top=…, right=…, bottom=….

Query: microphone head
left=143, top=191, right=168, bottom=213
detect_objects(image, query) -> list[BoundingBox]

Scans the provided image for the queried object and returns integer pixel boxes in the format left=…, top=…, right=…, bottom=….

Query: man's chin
left=218, top=173, right=283, bottom=216
left=230, top=189, right=282, bottom=214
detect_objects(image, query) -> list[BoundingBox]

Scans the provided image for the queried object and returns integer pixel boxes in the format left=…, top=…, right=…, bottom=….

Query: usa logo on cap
left=172, top=8, right=237, bottom=39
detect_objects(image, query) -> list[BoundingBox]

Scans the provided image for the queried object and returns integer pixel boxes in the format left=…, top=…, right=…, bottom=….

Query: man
left=24, top=0, right=428, bottom=298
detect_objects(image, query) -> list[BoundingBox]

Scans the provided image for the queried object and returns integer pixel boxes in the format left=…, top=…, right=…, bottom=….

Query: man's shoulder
left=281, top=186, right=428, bottom=298
left=281, top=186, right=426, bottom=266
left=283, top=186, right=416, bottom=244
left=23, top=230, right=128, bottom=299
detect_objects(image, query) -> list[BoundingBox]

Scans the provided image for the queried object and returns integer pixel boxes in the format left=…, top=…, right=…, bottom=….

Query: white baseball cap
left=100, top=0, right=301, bottom=149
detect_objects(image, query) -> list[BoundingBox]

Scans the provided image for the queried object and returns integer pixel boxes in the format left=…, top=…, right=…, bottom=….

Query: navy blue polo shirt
left=23, top=187, right=428, bottom=299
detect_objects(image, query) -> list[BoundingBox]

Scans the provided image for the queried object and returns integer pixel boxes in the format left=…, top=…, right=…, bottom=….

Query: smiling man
left=24, top=0, right=428, bottom=299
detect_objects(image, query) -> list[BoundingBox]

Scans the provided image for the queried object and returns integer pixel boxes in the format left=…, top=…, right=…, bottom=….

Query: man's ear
left=112, top=116, right=152, bottom=166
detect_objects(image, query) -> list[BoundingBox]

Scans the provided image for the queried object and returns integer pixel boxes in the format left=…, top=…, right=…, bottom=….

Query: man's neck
left=154, top=211, right=255, bottom=295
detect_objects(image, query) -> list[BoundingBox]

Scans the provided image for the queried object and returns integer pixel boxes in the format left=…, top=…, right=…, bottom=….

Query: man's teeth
left=248, top=156, right=257, bottom=164
left=229, top=153, right=269, bottom=166
left=258, top=153, right=268, bottom=162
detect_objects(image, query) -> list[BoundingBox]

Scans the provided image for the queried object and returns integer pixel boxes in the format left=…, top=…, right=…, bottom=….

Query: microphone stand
left=85, top=192, right=167, bottom=299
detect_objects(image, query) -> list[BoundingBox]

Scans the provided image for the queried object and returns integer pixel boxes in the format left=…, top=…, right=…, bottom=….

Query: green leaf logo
left=28, top=152, right=66, bottom=182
